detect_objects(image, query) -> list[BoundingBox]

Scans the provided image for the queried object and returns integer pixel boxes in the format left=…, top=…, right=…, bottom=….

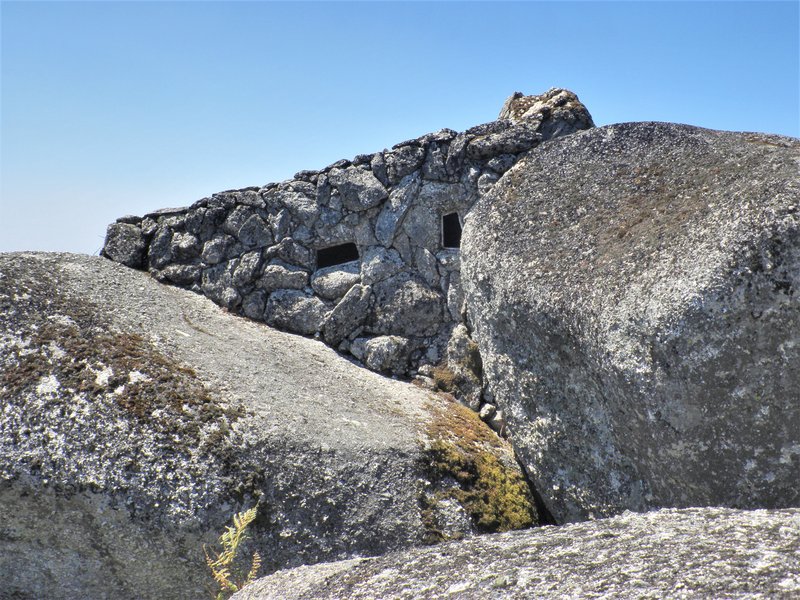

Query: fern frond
left=245, top=551, right=262, bottom=586
left=205, top=506, right=261, bottom=599
left=212, top=567, right=232, bottom=586
left=204, top=545, right=220, bottom=568
left=245, top=507, right=258, bottom=524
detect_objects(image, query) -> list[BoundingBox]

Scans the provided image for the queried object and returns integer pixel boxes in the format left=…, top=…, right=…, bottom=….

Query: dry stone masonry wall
left=103, top=89, right=593, bottom=383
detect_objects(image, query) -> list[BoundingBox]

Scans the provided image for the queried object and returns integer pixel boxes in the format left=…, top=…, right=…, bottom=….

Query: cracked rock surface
left=232, top=507, right=800, bottom=599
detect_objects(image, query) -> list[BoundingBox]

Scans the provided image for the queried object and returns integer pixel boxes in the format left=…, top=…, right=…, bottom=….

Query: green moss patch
left=431, top=358, right=481, bottom=397
left=421, top=396, right=536, bottom=542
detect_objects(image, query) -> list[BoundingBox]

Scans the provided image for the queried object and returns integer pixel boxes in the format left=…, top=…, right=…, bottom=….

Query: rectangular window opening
left=442, top=212, right=462, bottom=249
left=316, top=242, right=359, bottom=269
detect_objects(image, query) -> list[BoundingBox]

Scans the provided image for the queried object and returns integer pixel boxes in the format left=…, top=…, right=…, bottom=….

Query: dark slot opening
left=442, top=212, right=462, bottom=249
left=316, top=242, right=359, bottom=269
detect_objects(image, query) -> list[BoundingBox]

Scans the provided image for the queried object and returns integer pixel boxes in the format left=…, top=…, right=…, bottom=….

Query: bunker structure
left=102, top=89, right=594, bottom=399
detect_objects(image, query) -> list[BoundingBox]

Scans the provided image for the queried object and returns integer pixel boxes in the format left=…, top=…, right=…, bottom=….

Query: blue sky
left=2, top=1, right=798, bottom=254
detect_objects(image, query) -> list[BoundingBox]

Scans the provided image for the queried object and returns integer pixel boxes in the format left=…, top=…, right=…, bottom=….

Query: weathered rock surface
left=102, top=222, right=146, bottom=268
left=498, top=87, right=594, bottom=138
left=462, top=122, right=800, bottom=522
left=101, top=89, right=594, bottom=383
left=0, top=252, right=535, bottom=600
left=311, top=260, right=360, bottom=300
left=232, top=508, right=800, bottom=599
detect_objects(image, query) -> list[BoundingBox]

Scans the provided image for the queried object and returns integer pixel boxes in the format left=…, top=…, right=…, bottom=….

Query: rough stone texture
left=498, top=87, right=594, bottom=139
left=258, top=262, right=309, bottom=292
left=201, top=233, right=236, bottom=264
left=445, top=324, right=484, bottom=411
left=264, top=290, right=330, bottom=335
left=369, top=273, right=444, bottom=337
left=462, top=122, right=800, bottom=522
left=201, top=261, right=241, bottom=309
left=232, top=508, right=800, bottom=600
left=328, top=167, right=389, bottom=212
left=321, top=284, right=372, bottom=346
left=101, top=222, right=146, bottom=268
left=375, top=173, right=421, bottom=246
left=360, top=246, right=405, bottom=285
left=0, top=252, right=534, bottom=600
left=358, top=335, right=410, bottom=375
left=311, top=261, right=360, bottom=300
left=101, top=89, right=594, bottom=383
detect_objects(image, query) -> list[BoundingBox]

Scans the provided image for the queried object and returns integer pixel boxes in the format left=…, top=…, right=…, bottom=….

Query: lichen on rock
left=0, top=252, right=536, bottom=599
left=420, top=396, right=537, bottom=542
left=462, top=122, right=800, bottom=523
left=230, top=507, right=800, bottom=600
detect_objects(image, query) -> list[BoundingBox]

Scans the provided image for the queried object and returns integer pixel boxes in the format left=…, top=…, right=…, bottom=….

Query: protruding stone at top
left=499, top=88, right=594, bottom=137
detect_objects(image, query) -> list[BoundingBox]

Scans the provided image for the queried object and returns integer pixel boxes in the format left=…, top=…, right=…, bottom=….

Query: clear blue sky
left=2, top=1, right=798, bottom=255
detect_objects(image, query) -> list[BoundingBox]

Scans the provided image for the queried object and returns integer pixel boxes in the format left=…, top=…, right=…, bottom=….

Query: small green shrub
left=205, top=507, right=261, bottom=600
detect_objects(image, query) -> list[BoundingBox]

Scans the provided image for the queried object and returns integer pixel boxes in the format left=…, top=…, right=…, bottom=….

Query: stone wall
left=102, top=89, right=593, bottom=384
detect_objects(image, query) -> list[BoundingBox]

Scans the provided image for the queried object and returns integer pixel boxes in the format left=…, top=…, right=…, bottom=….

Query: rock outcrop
left=0, top=252, right=535, bottom=600
left=462, top=122, right=800, bottom=522
left=231, top=508, right=800, bottom=599
left=11, top=95, right=797, bottom=600
left=101, top=89, right=593, bottom=382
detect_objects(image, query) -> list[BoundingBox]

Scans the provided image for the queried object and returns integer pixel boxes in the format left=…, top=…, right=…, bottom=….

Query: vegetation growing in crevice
left=430, top=365, right=459, bottom=394
left=205, top=506, right=262, bottom=600
left=420, top=396, right=536, bottom=543
left=430, top=359, right=481, bottom=399
left=431, top=333, right=483, bottom=401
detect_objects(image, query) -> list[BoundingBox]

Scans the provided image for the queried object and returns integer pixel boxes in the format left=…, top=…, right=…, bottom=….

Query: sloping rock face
left=462, top=123, right=800, bottom=522
left=232, top=508, right=800, bottom=599
left=0, top=252, right=535, bottom=600
left=102, top=89, right=593, bottom=379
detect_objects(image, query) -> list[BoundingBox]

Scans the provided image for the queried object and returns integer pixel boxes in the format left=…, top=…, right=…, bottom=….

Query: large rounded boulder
left=0, top=252, right=535, bottom=599
left=462, top=122, right=800, bottom=522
